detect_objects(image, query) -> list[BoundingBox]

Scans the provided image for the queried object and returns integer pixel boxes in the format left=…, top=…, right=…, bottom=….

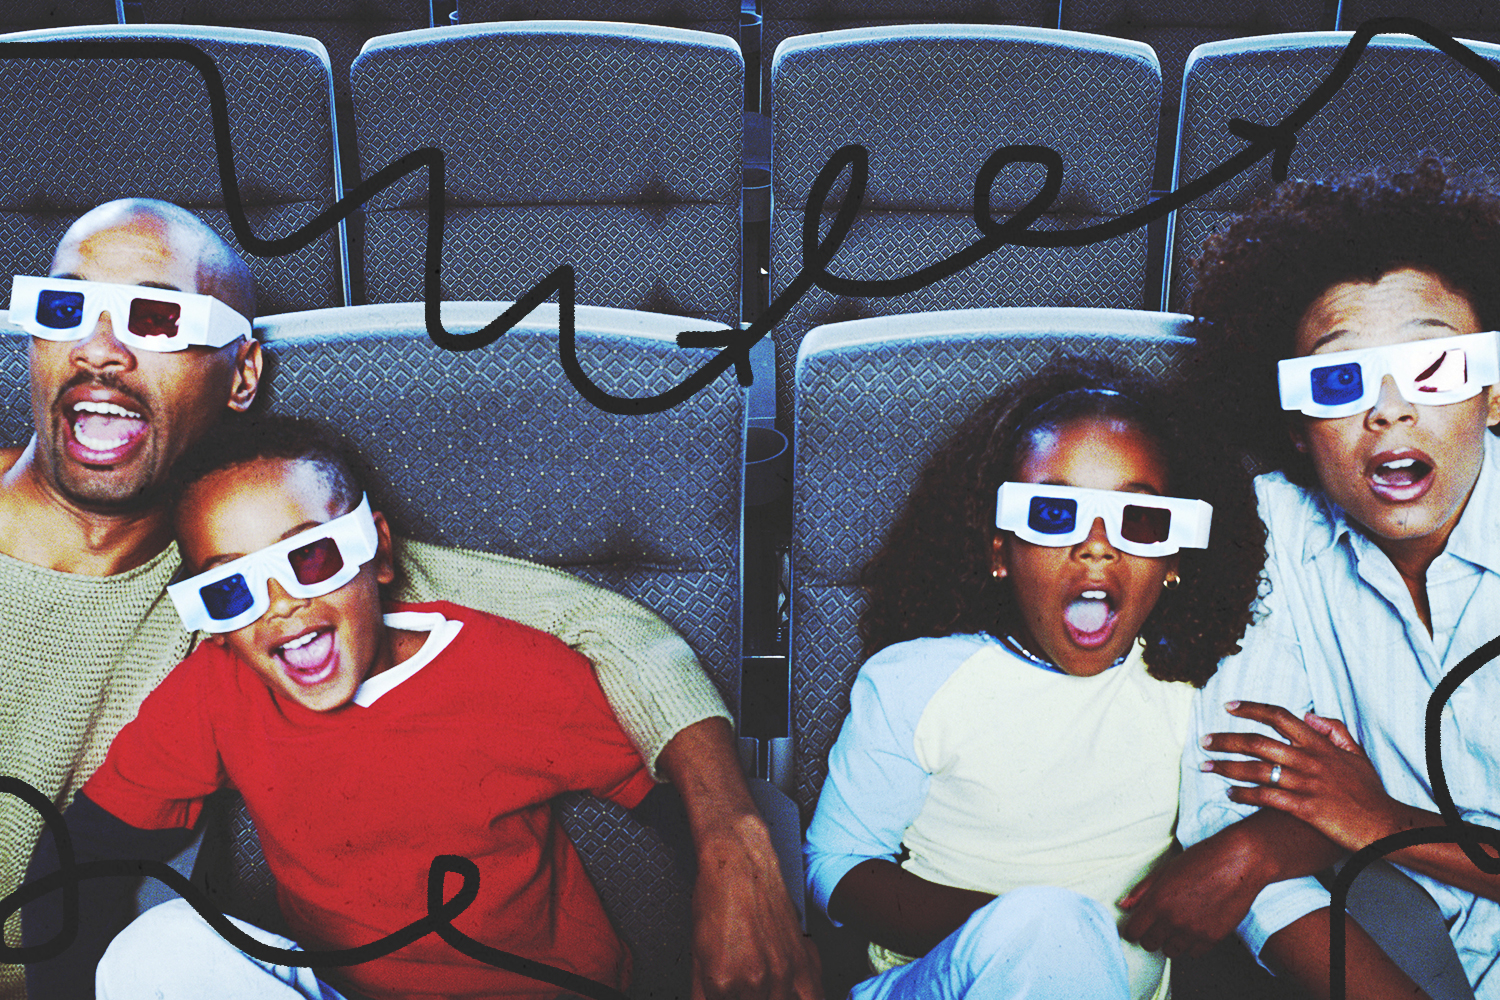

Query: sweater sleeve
left=22, top=791, right=193, bottom=1000
left=392, top=537, right=729, bottom=777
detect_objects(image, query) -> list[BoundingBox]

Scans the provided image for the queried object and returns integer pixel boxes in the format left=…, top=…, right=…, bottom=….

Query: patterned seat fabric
left=1166, top=31, right=1500, bottom=309
left=769, top=26, right=1160, bottom=433
left=789, top=307, right=1194, bottom=816
left=353, top=23, right=743, bottom=330
left=0, top=24, right=346, bottom=314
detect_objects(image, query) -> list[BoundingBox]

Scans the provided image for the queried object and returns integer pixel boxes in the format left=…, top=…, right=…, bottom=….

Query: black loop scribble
left=1326, top=633, right=1500, bottom=1000
left=10, top=20, right=1500, bottom=414
left=0, top=778, right=628, bottom=1000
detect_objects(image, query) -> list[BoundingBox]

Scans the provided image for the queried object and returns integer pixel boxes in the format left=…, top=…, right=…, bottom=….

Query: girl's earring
left=1163, top=571, right=1181, bottom=590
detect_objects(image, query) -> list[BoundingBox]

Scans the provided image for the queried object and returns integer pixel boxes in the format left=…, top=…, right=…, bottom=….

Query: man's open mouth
left=67, top=400, right=148, bottom=463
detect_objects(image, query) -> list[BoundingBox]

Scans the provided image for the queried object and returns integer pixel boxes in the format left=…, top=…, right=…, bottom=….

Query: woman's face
left=1290, top=267, right=1500, bottom=558
left=990, top=415, right=1177, bottom=677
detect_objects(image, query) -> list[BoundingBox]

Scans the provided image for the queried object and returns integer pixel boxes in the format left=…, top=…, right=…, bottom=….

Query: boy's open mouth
left=274, top=627, right=338, bottom=687
left=1367, top=449, right=1435, bottom=503
left=1063, top=588, right=1118, bottom=649
left=67, top=399, right=148, bottom=464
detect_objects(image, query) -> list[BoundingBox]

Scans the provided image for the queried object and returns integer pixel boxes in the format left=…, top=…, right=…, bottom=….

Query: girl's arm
left=829, top=859, right=994, bottom=957
left=805, top=637, right=987, bottom=947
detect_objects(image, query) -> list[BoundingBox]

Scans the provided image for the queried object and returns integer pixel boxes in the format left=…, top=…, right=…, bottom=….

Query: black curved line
left=0, top=778, right=629, bottom=999
left=1324, top=634, right=1500, bottom=1000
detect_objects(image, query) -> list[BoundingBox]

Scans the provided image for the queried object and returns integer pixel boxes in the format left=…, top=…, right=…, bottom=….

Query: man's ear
left=226, top=338, right=262, bottom=413
left=989, top=534, right=1007, bottom=580
left=372, top=509, right=396, bottom=586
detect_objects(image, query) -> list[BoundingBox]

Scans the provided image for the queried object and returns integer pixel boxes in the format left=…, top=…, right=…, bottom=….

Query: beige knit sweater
left=0, top=537, right=728, bottom=1000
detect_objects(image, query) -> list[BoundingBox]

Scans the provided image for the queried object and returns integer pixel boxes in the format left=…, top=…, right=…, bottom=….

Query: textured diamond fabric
left=0, top=25, right=344, bottom=315
left=353, top=23, right=742, bottom=327
left=770, top=27, right=1160, bottom=429
left=1168, top=32, right=1500, bottom=308
left=0, top=333, right=32, bottom=448
left=790, top=311, right=1194, bottom=815
left=758, top=0, right=1056, bottom=108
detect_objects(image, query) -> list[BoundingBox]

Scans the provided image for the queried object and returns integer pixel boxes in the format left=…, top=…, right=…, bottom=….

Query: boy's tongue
left=280, top=630, right=334, bottom=675
left=1064, top=597, right=1110, bottom=634
left=74, top=411, right=146, bottom=448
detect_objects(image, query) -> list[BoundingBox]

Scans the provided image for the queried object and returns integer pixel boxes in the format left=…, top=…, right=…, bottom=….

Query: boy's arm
left=22, top=791, right=193, bottom=1000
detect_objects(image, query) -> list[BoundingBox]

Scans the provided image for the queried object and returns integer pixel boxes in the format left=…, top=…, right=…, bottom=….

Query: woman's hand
left=1200, top=701, right=1417, bottom=853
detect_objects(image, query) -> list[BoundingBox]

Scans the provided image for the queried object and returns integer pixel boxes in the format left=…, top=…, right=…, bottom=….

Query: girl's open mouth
left=1063, top=590, right=1118, bottom=649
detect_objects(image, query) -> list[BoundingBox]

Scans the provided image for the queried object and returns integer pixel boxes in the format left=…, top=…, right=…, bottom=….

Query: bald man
left=0, top=200, right=820, bottom=1000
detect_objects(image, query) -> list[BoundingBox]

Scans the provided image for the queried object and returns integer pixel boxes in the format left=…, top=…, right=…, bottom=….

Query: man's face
left=29, top=215, right=258, bottom=511
left=1291, top=267, right=1500, bottom=549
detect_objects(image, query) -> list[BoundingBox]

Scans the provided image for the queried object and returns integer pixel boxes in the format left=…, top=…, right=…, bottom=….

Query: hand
left=690, top=813, right=823, bottom=1000
left=1201, top=701, right=1414, bottom=853
left=1119, top=829, right=1270, bottom=958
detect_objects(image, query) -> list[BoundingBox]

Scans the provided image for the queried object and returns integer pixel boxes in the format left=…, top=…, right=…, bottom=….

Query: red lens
left=1121, top=504, right=1172, bottom=544
left=288, top=536, right=345, bottom=585
left=128, top=298, right=182, bottom=340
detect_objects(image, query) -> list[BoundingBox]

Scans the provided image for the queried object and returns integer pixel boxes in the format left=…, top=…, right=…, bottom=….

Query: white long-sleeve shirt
left=1179, top=432, right=1500, bottom=993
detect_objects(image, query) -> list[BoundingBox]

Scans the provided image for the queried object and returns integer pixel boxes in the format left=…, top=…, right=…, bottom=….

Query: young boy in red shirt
left=24, top=415, right=657, bottom=1000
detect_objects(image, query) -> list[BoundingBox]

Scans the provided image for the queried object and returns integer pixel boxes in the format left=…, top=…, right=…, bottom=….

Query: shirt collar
left=1302, top=431, right=1500, bottom=575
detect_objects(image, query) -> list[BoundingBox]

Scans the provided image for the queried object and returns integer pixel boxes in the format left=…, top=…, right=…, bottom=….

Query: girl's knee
left=97, top=900, right=234, bottom=995
left=956, top=886, right=1119, bottom=957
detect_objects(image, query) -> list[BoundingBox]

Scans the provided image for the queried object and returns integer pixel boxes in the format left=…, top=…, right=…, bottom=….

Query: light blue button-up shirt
left=1180, top=431, right=1500, bottom=993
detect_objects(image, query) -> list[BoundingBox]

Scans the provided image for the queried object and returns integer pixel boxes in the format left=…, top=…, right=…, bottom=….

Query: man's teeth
left=73, top=401, right=142, bottom=419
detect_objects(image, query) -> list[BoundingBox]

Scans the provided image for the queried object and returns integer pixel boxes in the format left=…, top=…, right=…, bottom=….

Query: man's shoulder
left=393, top=599, right=584, bottom=661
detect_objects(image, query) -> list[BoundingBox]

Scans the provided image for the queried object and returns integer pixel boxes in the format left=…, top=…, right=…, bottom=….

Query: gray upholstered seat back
left=0, top=24, right=347, bottom=314
left=1167, top=31, right=1500, bottom=309
left=790, top=307, right=1194, bottom=816
left=352, top=23, right=743, bottom=328
left=769, top=26, right=1161, bottom=431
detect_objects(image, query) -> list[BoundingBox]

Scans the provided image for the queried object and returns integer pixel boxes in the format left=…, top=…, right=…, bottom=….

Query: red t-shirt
left=85, top=601, right=655, bottom=1000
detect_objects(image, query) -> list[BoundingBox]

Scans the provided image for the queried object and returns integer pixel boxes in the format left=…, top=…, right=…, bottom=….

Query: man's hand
left=1119, top=827, right=1271, bottom=958
left=1202, top=701, right=1412, bottom=853
left=657, top=718, right=823, bottom=1000
left=690, top=812, right=822, bottom=1000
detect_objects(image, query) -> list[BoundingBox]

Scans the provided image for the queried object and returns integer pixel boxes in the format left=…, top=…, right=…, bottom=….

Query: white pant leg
left=851, top=886, right=1132, bottom=1000
left=96, top=898, right=352, bottom=1000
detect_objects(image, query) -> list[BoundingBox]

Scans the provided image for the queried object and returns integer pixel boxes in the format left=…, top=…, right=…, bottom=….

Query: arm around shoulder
left=393, top=538, right=730, bottom=775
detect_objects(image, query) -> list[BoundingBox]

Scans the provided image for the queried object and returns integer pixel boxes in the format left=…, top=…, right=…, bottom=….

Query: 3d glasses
left=9, top=275, right=250, bottom=352
left=168, top=496, right=378, bottom=633
left=1278, top=331, right=1500, bottom=419
left=996, top=482, right=1213, bottom=558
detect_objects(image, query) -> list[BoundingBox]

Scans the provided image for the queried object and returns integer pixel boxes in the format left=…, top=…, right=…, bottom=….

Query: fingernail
left=1200, top=735, right=1212, bottom=748
left=1225, top=700, right=1240, bottom=711
left=1200, top=760, right=1214, bottom=771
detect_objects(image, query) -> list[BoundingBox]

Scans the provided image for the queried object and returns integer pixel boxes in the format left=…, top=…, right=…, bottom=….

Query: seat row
left=4, top=21, right=1498, bottom=433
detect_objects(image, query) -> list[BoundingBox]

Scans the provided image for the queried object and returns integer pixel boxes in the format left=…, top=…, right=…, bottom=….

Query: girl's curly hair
left=1188, top=155, right=1500, bottom=488
left=857, top=357, right=1265, bottom=687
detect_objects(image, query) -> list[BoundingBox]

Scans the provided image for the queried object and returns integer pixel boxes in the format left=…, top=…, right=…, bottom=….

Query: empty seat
left=760, top=0, right=1058, bottom=113
left=1060, top=0, right=1329, bottom=187
left=1166, top=31, right=1500, bottom=309
left=1338, top=1, right=1500, bottom=44
left=0, top=24, right=347, bottom=313
left=768, top=26, right=1160, bottom=430
left=352, top=22, right=743, bottom=327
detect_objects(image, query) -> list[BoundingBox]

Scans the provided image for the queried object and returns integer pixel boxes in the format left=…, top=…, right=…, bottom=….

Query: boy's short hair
left=168, top=413, right=368, bottom=528
left=1188, top=155, right=1500, bottom=486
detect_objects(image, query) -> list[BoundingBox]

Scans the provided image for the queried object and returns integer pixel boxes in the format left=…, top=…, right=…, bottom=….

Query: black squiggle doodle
left=1326, top=632, right=1500, bottom=1000
left=10, top=19, right=1500, bottom=414
left=0, top=776, right=629, bottom=1000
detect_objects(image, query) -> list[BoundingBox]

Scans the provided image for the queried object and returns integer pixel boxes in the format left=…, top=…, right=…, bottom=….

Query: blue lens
left=1309, top=362, right=1364, bottom=406
left=36, top=290, right=85, bottom=329
left=1027, top=496, right=1077, bottom=535
left=201, top=574, right=254, bottom=621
